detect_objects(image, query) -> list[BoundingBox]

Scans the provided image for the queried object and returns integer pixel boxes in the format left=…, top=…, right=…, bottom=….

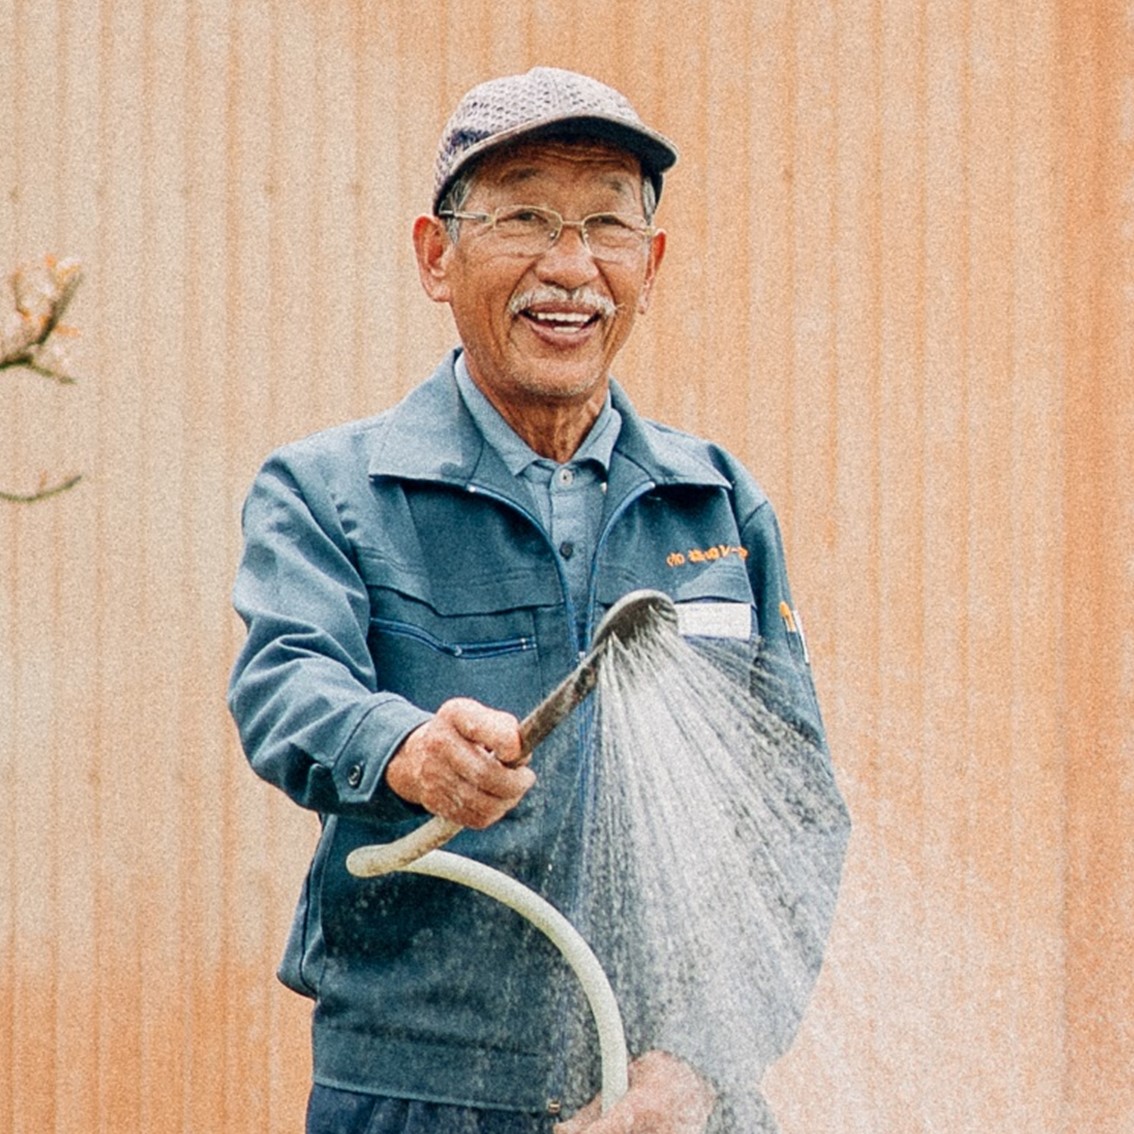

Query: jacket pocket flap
left=357, top=549, right=560, bottom=616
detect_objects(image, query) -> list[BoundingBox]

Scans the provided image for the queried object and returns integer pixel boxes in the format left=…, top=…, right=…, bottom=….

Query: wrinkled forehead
left=467, top=139, right=646, bottom=207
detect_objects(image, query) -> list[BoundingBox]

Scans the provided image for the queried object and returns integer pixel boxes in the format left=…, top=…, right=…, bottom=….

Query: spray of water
left=567, top=615, right=850, bottom=1125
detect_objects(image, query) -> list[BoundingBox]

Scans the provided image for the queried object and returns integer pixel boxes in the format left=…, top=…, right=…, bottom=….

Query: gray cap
left=432, top=66, right=678, bottom=212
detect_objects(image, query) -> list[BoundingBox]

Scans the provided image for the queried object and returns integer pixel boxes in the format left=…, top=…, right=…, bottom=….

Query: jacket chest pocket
left=359, top=551, right=554, bottom=718
left=369, top=618, right=534, bottom=661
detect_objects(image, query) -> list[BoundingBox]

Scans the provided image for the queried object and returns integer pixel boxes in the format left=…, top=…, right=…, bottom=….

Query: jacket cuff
left=332, top=694, right=434, bottom=821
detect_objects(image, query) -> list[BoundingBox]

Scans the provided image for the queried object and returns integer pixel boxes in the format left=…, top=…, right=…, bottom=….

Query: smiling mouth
left=510, top=286, right=617, bottom=337
left=520, top=306, right=602, bottom=334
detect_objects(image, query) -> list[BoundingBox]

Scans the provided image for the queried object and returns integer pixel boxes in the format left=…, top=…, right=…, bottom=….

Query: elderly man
left=229, top=67, right=848, bottom=1133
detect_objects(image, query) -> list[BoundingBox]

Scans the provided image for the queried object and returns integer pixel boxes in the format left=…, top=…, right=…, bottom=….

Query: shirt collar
left=454, top=351, right=621, bottom=477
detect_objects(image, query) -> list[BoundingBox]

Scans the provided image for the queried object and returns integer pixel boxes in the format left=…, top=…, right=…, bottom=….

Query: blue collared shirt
left=455, top=352, right=621, bottom=639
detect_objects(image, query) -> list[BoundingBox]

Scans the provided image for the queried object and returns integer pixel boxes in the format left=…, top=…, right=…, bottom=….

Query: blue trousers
left=306, top=1085, right=558, bottom=1134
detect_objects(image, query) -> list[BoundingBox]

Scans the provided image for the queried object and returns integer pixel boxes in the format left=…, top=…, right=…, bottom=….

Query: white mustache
left=509, top=285, right=618, bottom=320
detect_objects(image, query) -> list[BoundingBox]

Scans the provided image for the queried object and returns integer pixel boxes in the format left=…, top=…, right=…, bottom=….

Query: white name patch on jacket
left=675, top=601, right=753, bottom=640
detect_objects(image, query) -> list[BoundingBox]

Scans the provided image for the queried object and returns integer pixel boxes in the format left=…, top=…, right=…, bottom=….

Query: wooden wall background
left=2, top=1, right=1131, bottom=1130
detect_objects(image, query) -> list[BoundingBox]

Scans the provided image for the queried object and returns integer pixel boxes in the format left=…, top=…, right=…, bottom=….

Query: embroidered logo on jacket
left=666, top=544, right=748, bottom=568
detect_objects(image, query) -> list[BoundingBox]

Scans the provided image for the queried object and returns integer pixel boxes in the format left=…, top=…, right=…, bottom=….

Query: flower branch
left=2, top=255, right=85, bottom=503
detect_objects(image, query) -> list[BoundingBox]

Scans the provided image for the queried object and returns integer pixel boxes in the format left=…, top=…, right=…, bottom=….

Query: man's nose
left=535, top=223, right=600, bottom=287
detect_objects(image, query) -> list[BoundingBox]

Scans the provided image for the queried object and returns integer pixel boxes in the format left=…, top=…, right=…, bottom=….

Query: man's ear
left=636, top=228, right=666, bottom=314
left=413, top=215, right=453, bottom=303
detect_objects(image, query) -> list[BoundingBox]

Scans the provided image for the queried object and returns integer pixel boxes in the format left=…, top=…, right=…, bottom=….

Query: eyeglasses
left=437, top=205, right=654, bottom=263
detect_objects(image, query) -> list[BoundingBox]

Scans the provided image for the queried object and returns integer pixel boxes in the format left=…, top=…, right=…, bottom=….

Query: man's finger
left=448, top=744, right=536, bottom=801
left=439, top=697, right=523, bottom=765
left=555, top=1095, right=602, bottom=1133
left=558, top=1104, right=633, bottom=1134
left=556, top=1092, right=639, bottom=1134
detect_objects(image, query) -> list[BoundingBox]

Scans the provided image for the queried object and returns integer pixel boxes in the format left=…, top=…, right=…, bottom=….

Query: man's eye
left=588, top=214, right=633, bottom=230
left=500, top=209, right=547, bottom=225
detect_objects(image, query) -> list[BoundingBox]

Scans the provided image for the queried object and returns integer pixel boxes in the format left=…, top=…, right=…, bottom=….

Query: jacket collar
left=368, top=350, right=491, bottom=486
left=368, top=348, right=730, bottom=495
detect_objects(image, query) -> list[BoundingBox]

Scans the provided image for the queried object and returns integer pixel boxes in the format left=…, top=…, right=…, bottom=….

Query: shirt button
left=546, top=1098, right=563, bottom=1116
left=346, top=764, right=364, bottom=788
left=559, top=540, right=575, bottom=559
left=555, top=467, right=575, bottom=487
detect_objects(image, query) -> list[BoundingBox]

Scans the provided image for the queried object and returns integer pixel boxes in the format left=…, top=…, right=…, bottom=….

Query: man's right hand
left=384, top=697, right=534, bottom=828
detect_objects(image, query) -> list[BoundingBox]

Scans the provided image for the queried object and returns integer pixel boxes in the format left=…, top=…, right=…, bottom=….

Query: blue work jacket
left=228, top=351, right=846, bottom=1118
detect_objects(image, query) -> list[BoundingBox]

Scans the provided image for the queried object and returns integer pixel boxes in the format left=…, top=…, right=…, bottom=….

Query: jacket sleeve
left=226, top=450, right=432, bottom=819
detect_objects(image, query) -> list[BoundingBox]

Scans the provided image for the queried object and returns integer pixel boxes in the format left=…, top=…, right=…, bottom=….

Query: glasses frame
left=437, top=205, right=656, bottom=263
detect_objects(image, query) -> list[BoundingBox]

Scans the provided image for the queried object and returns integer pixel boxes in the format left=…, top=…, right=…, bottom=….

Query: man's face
left=415, top=141, right=666, bottom=415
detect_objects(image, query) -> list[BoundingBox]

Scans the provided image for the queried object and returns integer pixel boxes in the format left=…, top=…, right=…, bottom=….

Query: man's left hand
left=555, top=1051, right=716, bottom=1133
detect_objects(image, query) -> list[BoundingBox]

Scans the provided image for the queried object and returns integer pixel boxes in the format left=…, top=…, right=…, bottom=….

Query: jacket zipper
left=583, top=479, right=658, bottom=643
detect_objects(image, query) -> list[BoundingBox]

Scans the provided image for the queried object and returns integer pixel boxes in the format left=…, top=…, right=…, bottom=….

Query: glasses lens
left=492, top=207, right=556, bottom=255
left=583, top=214, right=648, bottom=260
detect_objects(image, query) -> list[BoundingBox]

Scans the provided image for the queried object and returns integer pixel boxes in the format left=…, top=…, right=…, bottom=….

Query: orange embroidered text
left=666, top=544, right=748, bottom=568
